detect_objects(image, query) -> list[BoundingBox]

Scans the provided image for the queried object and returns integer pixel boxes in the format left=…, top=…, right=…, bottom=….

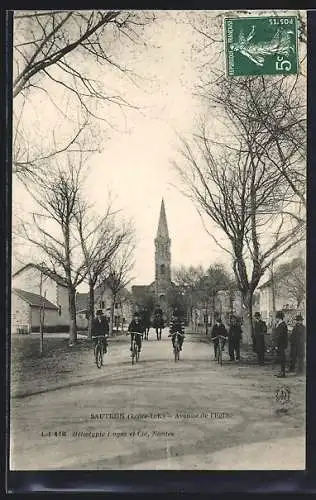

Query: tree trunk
left=109, top=295, right=116, bottom=336
left=242, top=291, right=254, bottom=345
left=68, top=286, right=77, bottom=345
left=88, top=281, right=95, bottom=340
left=205, top=302, right=209, bottom=335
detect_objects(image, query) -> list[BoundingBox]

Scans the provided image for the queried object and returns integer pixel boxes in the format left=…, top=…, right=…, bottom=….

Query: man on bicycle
left=92, top=309, right=109, bottom=353
left=128, top=311, right=143, bottom=354
left=168, top=309, right=185, bottom=350
left=211, top=317, right=228, bottom=360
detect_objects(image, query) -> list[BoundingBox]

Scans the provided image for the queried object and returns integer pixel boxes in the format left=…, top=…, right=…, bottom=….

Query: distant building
left=11, top=264, right=70, bottom=333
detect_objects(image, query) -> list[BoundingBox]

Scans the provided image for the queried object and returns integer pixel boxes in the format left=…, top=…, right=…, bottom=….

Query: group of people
left=127, top=308, right=185, bottom=355
left=253, top=310, right=306, bottom=377
left=209, top=311, right=305, bottom=378
left=91, top=306, right=306, bottom=376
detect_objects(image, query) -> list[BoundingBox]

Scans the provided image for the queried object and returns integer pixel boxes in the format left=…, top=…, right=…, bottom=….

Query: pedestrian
left=253, top=312, right=267, bottom=365
left=153, top=305, right=164, bottom=340
left=228, top=315, right=242, bottom=361
left=289, top=314, right=306, bottom=375
left=274, top=310, right=288, bottom=378
left=211, top=317, right=228, bottom=360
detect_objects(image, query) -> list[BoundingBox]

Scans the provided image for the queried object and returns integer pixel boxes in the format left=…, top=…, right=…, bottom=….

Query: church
left=131, top=198, right=176, bottom=317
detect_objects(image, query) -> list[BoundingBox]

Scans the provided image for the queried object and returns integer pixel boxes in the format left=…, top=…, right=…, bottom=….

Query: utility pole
left=39, top=266, right=46, bottom=355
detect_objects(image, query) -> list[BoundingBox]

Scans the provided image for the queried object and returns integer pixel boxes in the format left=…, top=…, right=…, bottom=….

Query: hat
left=96, top=309, right=103, bottom=316
left=133, top=311, right=140, bottom=318
left=254, top=312, right=261, bottom=318
left=276, top=311, right=284, bottom=320
left=216, top=317, right=222, bottom=323
left=295, top=314, right=303, bottom=321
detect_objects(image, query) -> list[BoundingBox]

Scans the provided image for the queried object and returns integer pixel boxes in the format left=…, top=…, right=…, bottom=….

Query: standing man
left=253, top=312, right=267, bottom=365
left=211, top=317, right=228, bottom=360
left=153, top=305, right=164, bottom=341
left=92, top=310, right=109, bottom=354
left=228, top=315, right=242, bottom=362
left=274, top=310, right=288, bottom=378
left=289, top=314, right=306, bottom=375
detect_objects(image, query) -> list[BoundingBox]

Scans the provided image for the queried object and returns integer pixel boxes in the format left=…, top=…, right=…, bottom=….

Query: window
left=100, top=301, right=105, bottom=309
left=114, top=303, right=119, bottom=309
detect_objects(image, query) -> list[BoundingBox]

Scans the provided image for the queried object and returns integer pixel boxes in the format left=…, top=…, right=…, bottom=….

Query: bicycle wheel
left=132, top=343, right=136, bottom=365
left=136, top=348, right=140, bottom=362
left=95, top=344, right=103, bottom=369
left=218, top=342, right=223, bottom=366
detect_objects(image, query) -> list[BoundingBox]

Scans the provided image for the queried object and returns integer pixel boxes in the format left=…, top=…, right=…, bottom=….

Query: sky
left=12, top=10, right=305, bottom=292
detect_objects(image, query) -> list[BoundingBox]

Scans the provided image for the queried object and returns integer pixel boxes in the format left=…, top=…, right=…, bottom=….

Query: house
left=76, top=284, right=133, bottom=331
left=12, top=264, right=70, bottom=333
left=12, top=289, right=59, bottom=333
left=258, top=275, right=305, bottom=324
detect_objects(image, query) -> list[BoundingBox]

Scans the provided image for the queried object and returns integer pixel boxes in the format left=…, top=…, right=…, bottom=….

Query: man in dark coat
left=228, top=315, right=242, bottom=361
left=153, top=305, right=164, bottom=340
left=168, top=309, right=185, bottom=350
left=253, top=312, right=267, bottom=365
left=289, top=314, right=306, bottom=375
left=274, top=310, right=288, bottom=378
left=127, top=312, right=144, bottom=353
left=211, top=317, right=228, bottom=360
left=141, top=307, right=151, bottom=340
left=92, top=309, right=109, bottom=353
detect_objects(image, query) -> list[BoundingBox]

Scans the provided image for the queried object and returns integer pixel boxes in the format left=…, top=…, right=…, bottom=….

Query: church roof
left=156, top=198, right=169, bottom=239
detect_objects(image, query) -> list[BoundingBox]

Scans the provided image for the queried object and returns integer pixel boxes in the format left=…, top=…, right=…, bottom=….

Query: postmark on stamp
left=224, top=16, right=299, bottom=76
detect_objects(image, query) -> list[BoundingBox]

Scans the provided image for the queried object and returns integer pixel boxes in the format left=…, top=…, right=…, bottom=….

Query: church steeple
left=156, top=198, right=169, bottom=239
left=154, top=198, right=171, bottom=307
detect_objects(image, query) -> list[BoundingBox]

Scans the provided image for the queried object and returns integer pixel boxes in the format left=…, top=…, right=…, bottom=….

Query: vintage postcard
left=9, top=9, right=306, bottom=478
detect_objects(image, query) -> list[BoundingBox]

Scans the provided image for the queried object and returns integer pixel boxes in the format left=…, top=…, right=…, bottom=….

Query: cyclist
left=92, top=309, right=109, bottom=353
left=127, top=311, right=143, bottom=354
left=211, top=317, right=228, bottom=360
left=168, top=309, right=185, bottom=351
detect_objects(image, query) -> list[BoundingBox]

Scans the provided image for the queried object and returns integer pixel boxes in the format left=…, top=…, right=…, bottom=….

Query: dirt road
left=10, top=332, right=305, bottom=470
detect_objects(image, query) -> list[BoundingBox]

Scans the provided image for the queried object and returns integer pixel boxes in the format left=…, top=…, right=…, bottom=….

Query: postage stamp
left=224, top=16, right=299, bottom=76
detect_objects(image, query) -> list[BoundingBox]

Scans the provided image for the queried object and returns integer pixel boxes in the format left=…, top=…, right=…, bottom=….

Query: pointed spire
left=156, top=198, right=169, bottom=239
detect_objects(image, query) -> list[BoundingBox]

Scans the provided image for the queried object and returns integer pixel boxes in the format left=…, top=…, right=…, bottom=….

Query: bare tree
left=98, top=236, right=135, bottom=335
left=13, top=10, right=155, bottom=178
left=275, top=256, right=305, bottom=309
left=175, top=76, right=305, bottom=341
left=76, top=200, right=134, bottom=339
left=172, top=265, right=205, bottom=324
left=20, top=153, right=89, bottom=345
left=188, top=10, right=306, bottom=209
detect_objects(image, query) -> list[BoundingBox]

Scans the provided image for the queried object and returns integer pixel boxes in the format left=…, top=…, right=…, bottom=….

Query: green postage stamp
left=224, top=16, right=299, bottom=76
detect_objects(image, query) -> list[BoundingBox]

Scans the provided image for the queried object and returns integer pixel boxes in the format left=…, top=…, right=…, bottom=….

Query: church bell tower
left=154, top=198, right=171, bottom=307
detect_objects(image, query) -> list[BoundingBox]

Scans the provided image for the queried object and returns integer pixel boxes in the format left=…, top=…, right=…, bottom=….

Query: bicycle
left=169, top=331, right=184, bottom=362
left=212, top=335, right=227, bottom=366
left=93, top=336, right=108, bottom=369
left=129, top=331, right=142, bottom=365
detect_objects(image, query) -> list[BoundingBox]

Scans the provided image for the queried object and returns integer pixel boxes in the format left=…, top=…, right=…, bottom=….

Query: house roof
left=13, top=264, right=68, bottom=288
left=13, top=288, right=59, bottom=310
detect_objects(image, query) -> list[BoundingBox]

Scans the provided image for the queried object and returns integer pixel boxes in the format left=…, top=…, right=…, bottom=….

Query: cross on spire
left=156, top=198, right=169, bottom=239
